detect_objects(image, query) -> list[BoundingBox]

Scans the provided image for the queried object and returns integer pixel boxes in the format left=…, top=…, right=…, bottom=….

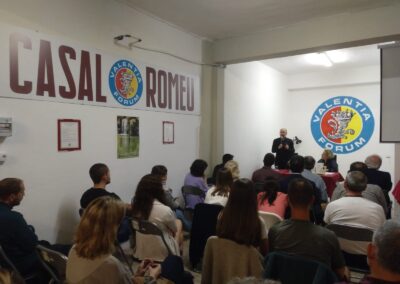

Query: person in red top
left=257, top=179, right=288, bottom=219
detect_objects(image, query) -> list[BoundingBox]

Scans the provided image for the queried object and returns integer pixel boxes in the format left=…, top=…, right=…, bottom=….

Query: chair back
left=182, top=186, right=205, bottom=200
left=326, top=223, right=373, bottom=272
left=181, top=186, right=206, bottom=221
left=189, top=203, right=223, bottom=269
left=201, top=236, right=263, bottom=284
left=36, top=245, right=68, bottom=283
left=258, top=211, right=282, bottom=231
left=0, top=244, right=39, bottom=282
left=264, top=252, right=338, bottom=284
left=130, top=218, right=173, bottom=256
left=0, top=244, right=19, bottom=273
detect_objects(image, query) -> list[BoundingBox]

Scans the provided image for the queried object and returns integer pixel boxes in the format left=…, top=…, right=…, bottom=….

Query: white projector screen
left=381, top=44, right=400, bottom=142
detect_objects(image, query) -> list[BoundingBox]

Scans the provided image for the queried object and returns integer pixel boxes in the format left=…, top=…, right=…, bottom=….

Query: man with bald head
left=271, top=128, right=294, bottom=169
left=364, top=155, right=392, bottom=207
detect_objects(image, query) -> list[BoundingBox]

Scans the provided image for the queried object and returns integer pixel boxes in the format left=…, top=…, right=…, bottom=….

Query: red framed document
left=163, top=121, right=174, bottom=144
left=57, top=119, right=81, bottom=151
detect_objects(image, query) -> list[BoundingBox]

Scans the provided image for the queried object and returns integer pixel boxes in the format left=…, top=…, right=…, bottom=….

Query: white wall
left=223, top=62, right=288, bottom=178
left=0, top=0, right=203, bottom=243
left=222, top=62, right=395, bottom=188
left=287, top=65, right=394, bottom=180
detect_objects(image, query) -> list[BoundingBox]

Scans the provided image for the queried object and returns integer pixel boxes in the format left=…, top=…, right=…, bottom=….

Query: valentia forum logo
left=310, top=96, right=374, bottom=154
left=109, top=59, right=143, bottom=106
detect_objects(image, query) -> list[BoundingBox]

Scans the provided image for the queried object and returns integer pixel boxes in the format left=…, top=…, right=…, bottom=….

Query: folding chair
left=0, top=244, right=39, bottom=283
left=130, top=218, right=174, bottom=262
left=258, top=211, right=282, bottom=231
left=326, top=223, right=373, bottom=280
left=36, top=245, right=68, bottom=283
left=181, top=186, right=206, bottom=221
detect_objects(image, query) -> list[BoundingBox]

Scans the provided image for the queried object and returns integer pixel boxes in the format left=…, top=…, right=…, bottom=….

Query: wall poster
left=117, top=116, right=139, bottom=158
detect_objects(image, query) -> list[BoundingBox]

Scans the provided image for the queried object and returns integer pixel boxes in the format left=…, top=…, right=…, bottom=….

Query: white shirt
left=205, top=186, right=229, bottom=207
left=134, top=200, right=180, bottom=261
left=324, top=196, right=385, bottom=230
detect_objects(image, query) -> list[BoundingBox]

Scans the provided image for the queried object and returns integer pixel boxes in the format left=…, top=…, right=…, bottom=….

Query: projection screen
left=381, top=44, right=400, bottom=142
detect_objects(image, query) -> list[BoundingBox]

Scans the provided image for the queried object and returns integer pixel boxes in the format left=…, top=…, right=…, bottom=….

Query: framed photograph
left=57, top=119, right=81, bottom=151
left=163, top=121, right=174, bottom=144
left=117, top=116, right=139, bottom=158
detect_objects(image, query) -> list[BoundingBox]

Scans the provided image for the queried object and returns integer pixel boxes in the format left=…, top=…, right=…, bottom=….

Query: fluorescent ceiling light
left=304, top=50, right=349, bottom=67
left=305, top=53, right=332, bottom=67
left=326, top=50, right=348, bottom=63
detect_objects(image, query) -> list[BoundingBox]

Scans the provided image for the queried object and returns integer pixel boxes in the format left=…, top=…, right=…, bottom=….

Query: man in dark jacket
left=0, top=178, right=41, bottom=276
left=272, top=128, right=294, bottom=169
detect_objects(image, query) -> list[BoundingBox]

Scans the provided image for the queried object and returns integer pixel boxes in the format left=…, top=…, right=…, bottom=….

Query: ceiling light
left=304, top=53, right=332, bottom=67
left=326, top=50, right=348, bottom=63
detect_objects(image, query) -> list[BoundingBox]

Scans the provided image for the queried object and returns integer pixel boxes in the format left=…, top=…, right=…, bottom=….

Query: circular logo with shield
left=310, top=96, right=374, bottom=154
left=109, top=60, right=143, bottom=106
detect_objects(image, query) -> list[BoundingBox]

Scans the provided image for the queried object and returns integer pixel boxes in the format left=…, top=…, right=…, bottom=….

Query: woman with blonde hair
left=66, top=196, right=132, bottom=284
left=225, top=160, right=240, bottom=181
left=318, top=149, right=338, bottom=172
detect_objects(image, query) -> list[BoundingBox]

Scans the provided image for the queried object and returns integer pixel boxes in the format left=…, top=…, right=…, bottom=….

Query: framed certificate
left=57, top=119, right=81, bottom=151
left=163, top=121, right=174, bottom=144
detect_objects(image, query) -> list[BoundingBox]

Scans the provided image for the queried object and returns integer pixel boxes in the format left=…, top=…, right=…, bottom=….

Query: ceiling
left=119, top=0, right=399, bottom=40
left=262, top=44, right=380, bottom=75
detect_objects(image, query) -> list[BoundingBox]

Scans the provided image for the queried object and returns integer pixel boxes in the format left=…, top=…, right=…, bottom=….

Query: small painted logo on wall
left=109, top=60, right=143, bottom=106
left=311, top=96, right=374, bottom=154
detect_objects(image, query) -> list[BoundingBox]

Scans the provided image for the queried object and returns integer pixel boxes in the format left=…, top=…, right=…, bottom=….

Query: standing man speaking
left=272, top=128, right=294, bottom=169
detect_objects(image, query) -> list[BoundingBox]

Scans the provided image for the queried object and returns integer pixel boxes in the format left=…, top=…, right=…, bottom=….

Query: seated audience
left=279, top=155, right=323, bottom=223
left=302, top=156, right=328, bottom=202
left=183, top=159, right=209, bottom=209
left=364, top=220, right=400, bottom=283
left=80, top=163, right=120, bottom=209
left=0, top=178, right=69, bottom=280
left=132, top=175, right=182, bottom=262
left=80, top=163, right=131, bottom=242
left=225, top=160, right=240, bottom=181
left=67, top=196, right=181, bottom=284
left=210, top=153, right=234, bottom=185
left=205, top=168, right=233, bottom=206
left=67, top=197, right=132, bottom=284
left=331, top=162, right=387, bottom=214
left=268, top=179, right=348, bottom=280
left=217, top=179, right=268, bottom=256
left=257, top=179, right=288, bottom=219
left=364, top=154, right=393, bottom=206
left=318, top=149, right=338, bottom=172
left=324, top=171, right=386, bottom=254
left=151, top=165, right=180, bottom=210
left=251, top=153, right=281, bottom=183
left=151, top=165, right=191, bottom=231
